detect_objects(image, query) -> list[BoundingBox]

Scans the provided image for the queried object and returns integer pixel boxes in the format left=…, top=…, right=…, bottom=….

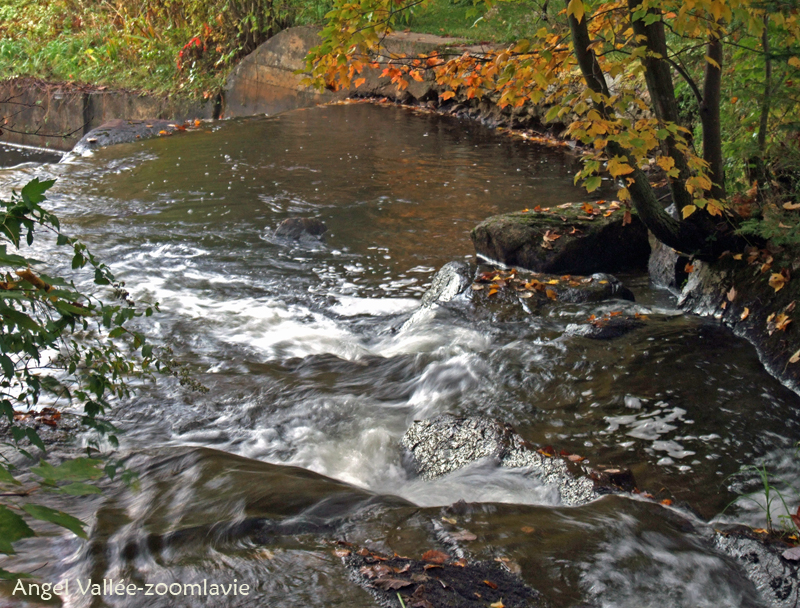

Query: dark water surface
left=0, top=103, right=798, bottom=607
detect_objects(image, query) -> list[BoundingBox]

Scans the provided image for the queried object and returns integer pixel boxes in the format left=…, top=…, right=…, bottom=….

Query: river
left=0, top=102, right=799, bottom=607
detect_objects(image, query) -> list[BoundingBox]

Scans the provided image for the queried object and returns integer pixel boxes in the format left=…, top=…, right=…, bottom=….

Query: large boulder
left=401, top=414, right=600, bottom=506
left=471, top=202, right=650, bottom=275
left=72, top=119, right=186, bottom=155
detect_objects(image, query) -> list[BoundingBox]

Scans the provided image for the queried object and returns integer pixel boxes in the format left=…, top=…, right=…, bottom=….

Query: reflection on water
left=0, top=104, right=797, bottom=607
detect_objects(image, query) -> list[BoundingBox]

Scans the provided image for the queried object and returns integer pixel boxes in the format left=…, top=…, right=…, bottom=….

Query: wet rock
left=566, top=314, right=645, bottom=340
left=678, top=250, right=800, bottom=390
left=647, top=205, right=689, bottom=292
left=343, top=548, right=543, bottom=608
left=471, top=203, right=650, bottom=275
left=714, top=527, right=800, bottom=607
left=468, top=267, right=635, bottom=319
left=402, top=414, right=599, bottom=506
left=419, top=261, right=472, bottom=308
left=274, top=217, right=328, bottom=240
left=72, top=119, right=183, bottom=154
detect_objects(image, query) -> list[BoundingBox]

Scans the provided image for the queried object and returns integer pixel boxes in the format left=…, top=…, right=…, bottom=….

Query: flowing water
left=0, top=103, right=799, bottom=607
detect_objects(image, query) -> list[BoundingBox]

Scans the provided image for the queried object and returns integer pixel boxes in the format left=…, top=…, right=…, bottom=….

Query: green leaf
left=21, top=504, right=87, bottom=539
left=25, top=428, right=45, bottom=453
left=58, top=482, right=102, bottom=496
left=585, top=176, right=602, bottom=192
left=0, top=567, right=25, bottom=580
left=20, top=178, right=55, bottom=207
left=0, top=505, right=35, bottom=554
left=0, top=463, right=21, bottom=486
left=31, top=458, right=104, bottom=483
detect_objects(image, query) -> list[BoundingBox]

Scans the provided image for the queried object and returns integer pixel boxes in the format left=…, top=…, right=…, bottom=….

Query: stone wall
left=0, top=79, right=216, bottom=151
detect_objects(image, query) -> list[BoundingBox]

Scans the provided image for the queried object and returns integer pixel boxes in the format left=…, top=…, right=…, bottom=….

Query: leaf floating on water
left=421, top=550, right=449, bottom=564
left=451, top=530, right=477, bottom=541
left=333, top=548, right=351, bottom=557
left=441, top=516, right=457, bottom=524
left=494, top=557, right=522, bottom=574
left=521, top=526, right=535, bottom=534
left=471, top=284, right=484, bottom=291
left=567, top=454, right=585, bottom=462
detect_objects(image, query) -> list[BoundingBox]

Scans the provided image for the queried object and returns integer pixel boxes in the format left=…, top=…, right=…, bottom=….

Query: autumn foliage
left=305, top=0, right=800, bottom=257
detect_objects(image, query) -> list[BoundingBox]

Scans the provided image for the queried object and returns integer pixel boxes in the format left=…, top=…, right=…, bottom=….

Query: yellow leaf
left=789, top=57, right=800, bottom=68
left=440, top=91, right=456, bottom=101
left=705, top=55, right=720, bottom=70
left=566, top=0, right=584, bottom=22
left=682, top=205, right=697, bottom=219
left=608, top=157, right=634, bottom=177
left=656, top=156, right=675, bottom=172
left=546, top=289, right=558, bottom=300
left=789, top=348, right=800, bottom=364
left=707, top=201, right=723, bottom=216
left=490, top=601, right=505, bottom=608
left=769, top=273, right=787, bottom=292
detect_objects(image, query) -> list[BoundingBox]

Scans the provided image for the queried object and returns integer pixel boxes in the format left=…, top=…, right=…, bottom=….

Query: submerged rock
left=72, top=119, right=183, bottom=155
left=401, top=414, right=600, bottom=506
left=274, top=217, right=328, bottom=240
left=471, top=203, right=650, bottom=275
left=566, top=314, right=645, bottom=340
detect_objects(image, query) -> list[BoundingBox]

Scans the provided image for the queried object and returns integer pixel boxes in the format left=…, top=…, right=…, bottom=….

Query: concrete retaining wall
left=0, top=79, right=217, bottom=151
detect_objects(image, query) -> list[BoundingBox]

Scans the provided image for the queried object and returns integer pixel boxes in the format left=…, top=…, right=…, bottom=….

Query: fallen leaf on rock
left=361, top=564, right=392, bottom=579
left=453, top=558, right=468, bottom=567
left=472, top=284, right=484, bottom=291
left=789, top=348, right=800, bottom=364
left=423, top=564, right=443, bottom=570
left=441, top=516, right=457, bottom=524
left=733, top=253, right=743, bottom=260
left=490, top=601, right=505, bottom=608
left=546, top=289, right=557, bottom=301
left=623, top=210, right=632, bottom=225
left=158, top=130, right=170, bottom=136
left=727, top=287, right=737, bottom=301
left=775, top=313, right=792, bottom=331
left=333, top=548, right=351, bottom=557
left=567, top=454, right=585, bottom=462
left=660, top=499, right=673, bottom=506
left=488, top=288, right=499, bottom=296
left=685, top=263, right=695, bottom=274
left=769, top=273, right=787, bottom=292
left=483, top=580, right=498, bottom=589
left=373, top=577, right=413, bottom=590
left=421, top=550, right=449, bottom=564
left=753, top=528, right=769, bottom=534
left=741, top=307, right=750, bottom=321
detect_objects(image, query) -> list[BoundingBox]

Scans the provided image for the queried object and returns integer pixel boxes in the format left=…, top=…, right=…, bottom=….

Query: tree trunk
left=626, top=0, right=695, bottom=212
left=566, top=2, right=731, bottom=258
left=699, top=34, right=725, bottom=200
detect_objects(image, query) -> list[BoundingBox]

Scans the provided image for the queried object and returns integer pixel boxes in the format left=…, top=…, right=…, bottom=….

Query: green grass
left=404, top=0, right=546, bottom=44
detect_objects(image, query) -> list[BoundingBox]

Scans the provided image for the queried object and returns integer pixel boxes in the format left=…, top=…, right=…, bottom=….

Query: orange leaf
left=354, top=77, right=366, bottom=88
left=422, top=550, right=450, bottom=564
left=545, top=289, right=557, bottom=300
left=440, top=91, right=456, bottom=101
left=521, top=526, right=535, bottom=533
left=740, top=307, right=750, bottom=321
left=483, top=580, right=499, bottom=590
left=685, top=263, right=695, bottom=274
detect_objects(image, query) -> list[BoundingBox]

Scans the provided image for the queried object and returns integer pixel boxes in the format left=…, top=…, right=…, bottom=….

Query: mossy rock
left=471, top=202, right=650, bottom=275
